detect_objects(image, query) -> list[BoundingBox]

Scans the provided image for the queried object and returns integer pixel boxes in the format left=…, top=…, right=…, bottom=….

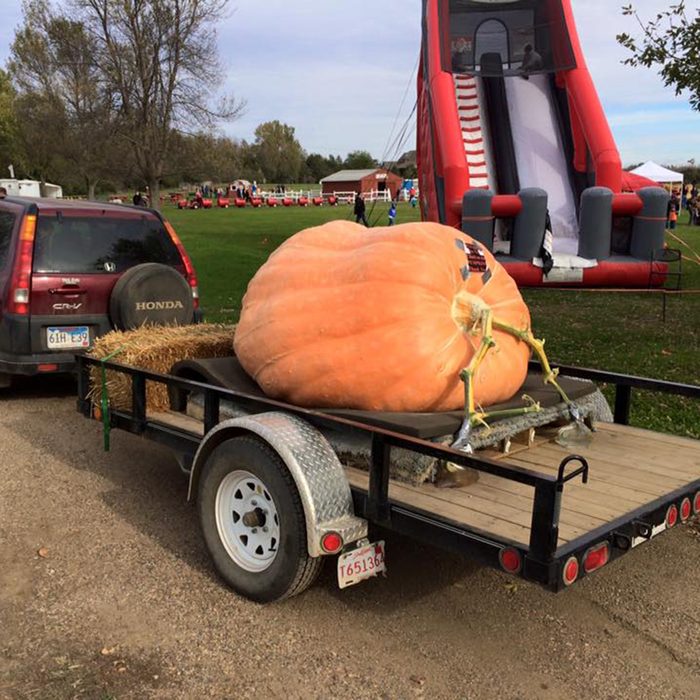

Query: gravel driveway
left=1, top=377, right=699, bottom=699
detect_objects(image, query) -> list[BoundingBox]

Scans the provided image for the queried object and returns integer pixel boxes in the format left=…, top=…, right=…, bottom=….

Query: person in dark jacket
left=354, top=193, right=368, bottom=227
left=520, top=44, right=543, bottom=79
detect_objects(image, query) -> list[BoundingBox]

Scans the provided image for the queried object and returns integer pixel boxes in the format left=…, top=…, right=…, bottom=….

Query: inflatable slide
left=417, top=0, right=670, bottom=287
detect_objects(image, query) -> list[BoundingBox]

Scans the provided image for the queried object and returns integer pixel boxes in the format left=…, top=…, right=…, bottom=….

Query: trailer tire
left=198, top=435, right=323, bottom=602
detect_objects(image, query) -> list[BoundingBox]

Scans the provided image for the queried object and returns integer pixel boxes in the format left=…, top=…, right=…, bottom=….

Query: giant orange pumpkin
left=234, top=221, right=531, bottom=412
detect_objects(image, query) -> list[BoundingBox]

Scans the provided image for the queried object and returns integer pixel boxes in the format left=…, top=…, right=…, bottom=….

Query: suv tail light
left=164, top=219, right=199, bottom=309
left=7, top=214, right=37, bottom=315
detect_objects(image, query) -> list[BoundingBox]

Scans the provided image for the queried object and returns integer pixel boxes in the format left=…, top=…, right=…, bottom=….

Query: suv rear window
left=0, top=210, right=15, bottom=270
left=32, top=214, right=182, bottom=273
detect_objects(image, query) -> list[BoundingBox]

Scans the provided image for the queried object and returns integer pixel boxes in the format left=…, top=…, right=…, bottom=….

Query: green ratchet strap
left=99, top=347, right=126, bottom=452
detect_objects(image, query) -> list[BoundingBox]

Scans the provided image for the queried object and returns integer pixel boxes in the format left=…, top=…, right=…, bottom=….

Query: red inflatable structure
left=417, top=0, right=669, bottom=287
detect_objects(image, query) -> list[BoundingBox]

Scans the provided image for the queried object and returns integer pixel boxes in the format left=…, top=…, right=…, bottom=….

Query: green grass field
left=166, top=201, right=700, bottom=437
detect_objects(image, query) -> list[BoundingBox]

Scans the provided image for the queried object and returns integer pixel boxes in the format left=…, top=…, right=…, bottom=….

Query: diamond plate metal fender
left=188, top=412, right=367, bottom=557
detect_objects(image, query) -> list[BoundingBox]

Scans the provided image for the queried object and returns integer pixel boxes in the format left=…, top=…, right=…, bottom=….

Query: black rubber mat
left=170, top=356, right=597, bottom=439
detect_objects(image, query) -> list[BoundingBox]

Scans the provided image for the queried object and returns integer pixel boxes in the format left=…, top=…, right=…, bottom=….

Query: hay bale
left=88, top=323, right=235, bottom=412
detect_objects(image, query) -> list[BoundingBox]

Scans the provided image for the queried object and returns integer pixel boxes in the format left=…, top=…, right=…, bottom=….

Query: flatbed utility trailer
left=76, top=355, right=700, bottom=602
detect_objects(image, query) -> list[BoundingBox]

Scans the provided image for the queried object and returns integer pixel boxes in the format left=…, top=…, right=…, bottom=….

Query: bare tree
left=74, top=0, right=244, bottom=208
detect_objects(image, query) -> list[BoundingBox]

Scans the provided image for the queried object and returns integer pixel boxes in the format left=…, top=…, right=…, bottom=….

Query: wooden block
left=511, top=428, right=536, bottom=446
left=435, top=462, right=480, bottom=489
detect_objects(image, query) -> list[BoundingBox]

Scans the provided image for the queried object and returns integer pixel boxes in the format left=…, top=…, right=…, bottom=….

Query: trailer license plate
left=47, top=326, right=90, bottom=349
left=337, top=541, right=386, bottom=589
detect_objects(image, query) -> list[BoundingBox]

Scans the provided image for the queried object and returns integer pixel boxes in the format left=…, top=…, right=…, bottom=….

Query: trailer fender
left=188, top=412, right=367, bottom=557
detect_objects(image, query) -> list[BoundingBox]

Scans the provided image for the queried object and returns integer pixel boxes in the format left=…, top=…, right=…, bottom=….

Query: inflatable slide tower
left=417, top=0, right=670, bottom=287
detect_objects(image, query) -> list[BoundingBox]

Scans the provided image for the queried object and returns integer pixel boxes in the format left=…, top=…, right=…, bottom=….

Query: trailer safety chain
left=99, top=346, right=127, bottom=452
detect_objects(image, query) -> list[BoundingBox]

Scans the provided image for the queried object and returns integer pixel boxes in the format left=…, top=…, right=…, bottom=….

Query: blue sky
left=1, top=0, right=697, bottom=167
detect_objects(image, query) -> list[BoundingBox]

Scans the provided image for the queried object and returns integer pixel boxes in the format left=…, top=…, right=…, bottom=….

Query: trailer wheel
left=198, top=435, right=323, bottom=602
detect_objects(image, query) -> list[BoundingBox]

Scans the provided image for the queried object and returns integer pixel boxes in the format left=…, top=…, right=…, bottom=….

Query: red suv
left=0, top=197, right=200, bottom=386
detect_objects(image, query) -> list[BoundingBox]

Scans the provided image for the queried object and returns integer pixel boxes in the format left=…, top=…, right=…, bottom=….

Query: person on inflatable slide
left=519, top=44, right=543, bottom=80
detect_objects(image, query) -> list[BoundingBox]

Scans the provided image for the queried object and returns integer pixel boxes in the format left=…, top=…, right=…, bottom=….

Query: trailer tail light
left=562, top=556, right=579, bottom=586
left=583, top=543, right=610, bottom=574
left=499, top=547, right=522, bottom=574
left=7, top=214, right=37, bottom=315
left=679, top=498, right=692, bottom=523
left=164, top=220, right=199, bottom=309
left=37, top=364, right=58, bottom=373
left=665, top=504, right=679, bottom=528
left=320, top=532, right=343, bottom=554
left=694, top=492, right=700, bottom=516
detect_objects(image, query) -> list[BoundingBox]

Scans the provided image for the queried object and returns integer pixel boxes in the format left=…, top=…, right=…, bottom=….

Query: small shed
left=320, top=168, right=403, bottom=198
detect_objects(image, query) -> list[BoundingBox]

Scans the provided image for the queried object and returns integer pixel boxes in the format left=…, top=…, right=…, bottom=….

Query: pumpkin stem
left=492, top=320, right=573, bottom=407
left=451, top=291, right=492, bottom=335
left=453, top=309, right=583, bottom=453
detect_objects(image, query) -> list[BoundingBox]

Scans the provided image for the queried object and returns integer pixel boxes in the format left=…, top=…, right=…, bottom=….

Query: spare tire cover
left=110, top=263, right=194, bottom=330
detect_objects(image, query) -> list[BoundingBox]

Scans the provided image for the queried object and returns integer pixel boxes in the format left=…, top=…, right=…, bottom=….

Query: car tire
left=198, top=435, right=323, bottom=603
left=109, top=262, right=194, bottom=330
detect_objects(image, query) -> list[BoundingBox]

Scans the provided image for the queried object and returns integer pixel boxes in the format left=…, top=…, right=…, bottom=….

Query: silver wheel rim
left=215, top=470, right=281, bottom=573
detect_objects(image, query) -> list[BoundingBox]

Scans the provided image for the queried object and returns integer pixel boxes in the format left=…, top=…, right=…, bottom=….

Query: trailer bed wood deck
left=150, top=411, right=700, bottom=549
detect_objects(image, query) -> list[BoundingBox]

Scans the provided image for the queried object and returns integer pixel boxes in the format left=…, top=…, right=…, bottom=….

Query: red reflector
left=680, top=498, right=692, bottom=522
left=583, top=543, right=610, bottom=574
left=499, top=547, right=522, bottom=574
left=321, top=532, right=343, bottom=554
left=694, top=492, right=700, bottom=515
left=37, top=364, right=59, bottom=372
left=666, top=504, right=679, bottom=528
left=562, top=557, right=579, bottom=586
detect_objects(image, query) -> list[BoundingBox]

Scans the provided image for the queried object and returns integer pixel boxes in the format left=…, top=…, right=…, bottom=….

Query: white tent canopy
left=630, top=161, right=684, bottom=184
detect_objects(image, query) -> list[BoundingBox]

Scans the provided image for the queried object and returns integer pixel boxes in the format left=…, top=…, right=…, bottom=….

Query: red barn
left=320, top=168, right=403, bottom=199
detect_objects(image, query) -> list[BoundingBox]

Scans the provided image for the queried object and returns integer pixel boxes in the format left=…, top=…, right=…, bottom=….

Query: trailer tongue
left=77, top=355, right=700, bottom=601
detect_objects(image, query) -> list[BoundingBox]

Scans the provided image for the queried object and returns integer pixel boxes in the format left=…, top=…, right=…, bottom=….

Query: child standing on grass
left=669, top=206, right=678, bottom=231
left=388, top=200, right=397, bottom=226
left=667, top=195, right=679, bottom=231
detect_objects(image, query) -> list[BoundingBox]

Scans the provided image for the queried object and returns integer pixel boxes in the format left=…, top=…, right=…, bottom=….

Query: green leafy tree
left=166, top=131, right=244, bottom=185
left=0, top=69, right=22, bottom=176
left=253, top=121, right=305, bottom=183
left=344, top=150, right=377, bottom=169
left=11, top=1, right=119, bottom=198
left=617, top=2, right=700, bottom=110
left=12, top=91, right=68, bottom=184
left=305, top=153, right=343, bottom=182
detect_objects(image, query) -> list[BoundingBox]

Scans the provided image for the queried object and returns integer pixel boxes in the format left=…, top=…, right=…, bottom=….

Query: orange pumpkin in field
left=234, top=221, right=531, bottom=412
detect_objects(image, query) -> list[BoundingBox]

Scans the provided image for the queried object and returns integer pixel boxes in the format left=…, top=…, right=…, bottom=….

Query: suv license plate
left=337, top=541, right=386, bottom=589
left=47, top=326, right=90, bottom=350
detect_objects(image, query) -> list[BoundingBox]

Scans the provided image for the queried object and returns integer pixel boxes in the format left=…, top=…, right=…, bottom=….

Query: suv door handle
left=49, top=288, right=87, bottom=295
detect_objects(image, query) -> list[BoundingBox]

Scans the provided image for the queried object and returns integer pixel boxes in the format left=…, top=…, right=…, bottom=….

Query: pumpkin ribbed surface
left=234, top=221, right=531, bottom=412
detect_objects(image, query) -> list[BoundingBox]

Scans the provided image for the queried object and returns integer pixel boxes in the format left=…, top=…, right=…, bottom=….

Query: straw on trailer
left=88, top=324, right=236, bottom=412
